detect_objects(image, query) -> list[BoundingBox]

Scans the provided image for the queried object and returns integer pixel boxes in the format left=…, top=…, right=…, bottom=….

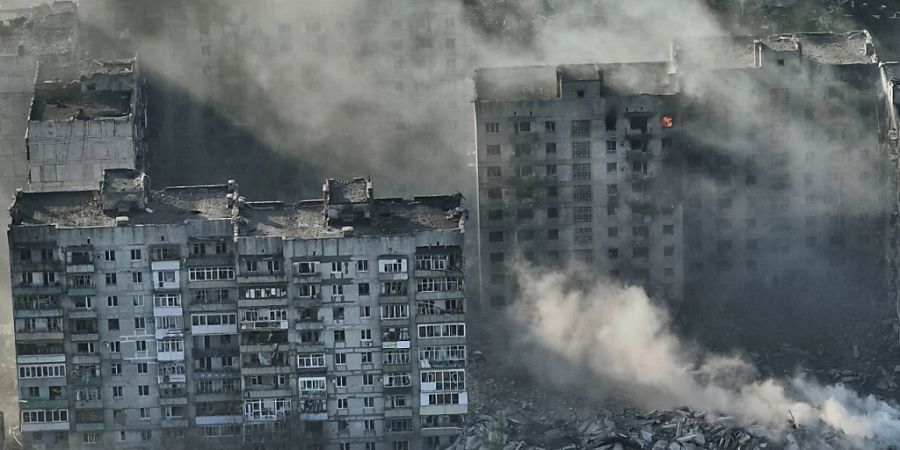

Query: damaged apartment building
left=26, top=56, right=145, bottom=192
left=475, top=31, right=893, bottom=320
left=475, top=62, right=683, bottom=306
left=7, top=173, right=468, bottom=450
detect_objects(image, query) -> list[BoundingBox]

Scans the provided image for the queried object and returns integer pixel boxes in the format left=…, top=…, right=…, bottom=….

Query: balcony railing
left=240, top=320, right=288, bottom=331
left=160, top=386, right=187, bottom=397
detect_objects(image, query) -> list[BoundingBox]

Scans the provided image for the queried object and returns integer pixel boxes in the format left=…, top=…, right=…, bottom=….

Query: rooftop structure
left=673, top=30, right=877, bottom=71
left=25, top=56, right=145, bottom=192
left=31, top=59, right=135, bottom=121
left=475, top=62, right=677, bottom=102
left=11, top=173, right=465, bottom=236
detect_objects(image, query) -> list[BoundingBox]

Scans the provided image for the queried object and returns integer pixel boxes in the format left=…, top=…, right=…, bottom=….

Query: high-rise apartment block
left=474, top=62, right=684, bottom=306
left=8, top=172, right=467, bottom=450
left=475, top=31, right=890, bottom=313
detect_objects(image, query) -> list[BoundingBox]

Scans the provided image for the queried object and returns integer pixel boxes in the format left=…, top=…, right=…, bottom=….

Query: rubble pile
left=449, top=409, right=782, bottom=450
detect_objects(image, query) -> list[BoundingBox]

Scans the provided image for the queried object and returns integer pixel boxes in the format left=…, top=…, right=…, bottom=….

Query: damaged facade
left=474, top=62, right=684, bottom=306
left=475, top=31, right=892, bottom=318
left=26, top=57, right=145, bottom=192
left=7, top=173, right=467, bottom=449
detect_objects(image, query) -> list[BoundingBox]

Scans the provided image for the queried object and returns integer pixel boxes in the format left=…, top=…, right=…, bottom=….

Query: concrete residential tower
left=474, top=31, right=891, bottom=323
left=8, top=173, right=467, bottom=450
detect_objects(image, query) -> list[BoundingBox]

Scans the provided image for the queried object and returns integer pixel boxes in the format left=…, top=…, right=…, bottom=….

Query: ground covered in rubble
left=464, top=312, right=900, bottom=450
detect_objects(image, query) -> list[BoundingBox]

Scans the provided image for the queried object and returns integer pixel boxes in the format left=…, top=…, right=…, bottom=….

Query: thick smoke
left=73, top=0, right=734, bottom=199
left=513, top=268, right=900, bottom=449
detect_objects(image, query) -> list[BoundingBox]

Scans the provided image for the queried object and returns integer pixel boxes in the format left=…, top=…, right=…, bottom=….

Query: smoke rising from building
left=512, top=268, right=900, bottom=449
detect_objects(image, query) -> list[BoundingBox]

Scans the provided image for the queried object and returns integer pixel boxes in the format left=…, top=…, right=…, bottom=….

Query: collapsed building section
left=7, top=171, right=467, bottom=450
left=26, top=56, right=145, bottom=192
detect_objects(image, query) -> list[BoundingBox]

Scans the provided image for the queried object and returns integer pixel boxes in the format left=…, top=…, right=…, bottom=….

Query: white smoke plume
left=513, top=268, right=900, bottom=448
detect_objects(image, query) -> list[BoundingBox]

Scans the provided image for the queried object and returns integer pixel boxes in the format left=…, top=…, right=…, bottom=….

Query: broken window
left=573, top=142, right=591, bottom=159
left=545, top=121, right=556, bottom=133
left=630, top=138, right=649, bottom=152
left=607, top=163, right=618, bottom=174
left=632, top=161, right=648, bottom=174
left=517, top=166, right=533, bottom=177
left=632, top=226, right=649, bottom=238
left=514, top=143, right=532, bottom=157
left=546, top=165, right=557, bottom=177
left=574, top=228, right=592, bottom=244
left=571, top=120, right=591, bottom=138
left=605, top=115, right=617, bottom=131
left=574, top=250, right=594, bottom=263
left=517, top=121, right=531, bottom=133
left=545, top=142, right=558, bottom=155
left=486, top=167, right=501, bottom=177
left=573, top=185, right=592, bottom=202
left=606, top=140, right=617, bottom=153
left=547, top=207, right=559, bottom=218
left=547, top=186, right=558, bottom=198
left=573, top=164, right=592, bottom=180
left=629, top=117, right=648, bottom=132
left=573, top=206, right=592, bottom=223
left=516, top=230, right=535, bottom=241
left=516, top=187, right=533, bottom=199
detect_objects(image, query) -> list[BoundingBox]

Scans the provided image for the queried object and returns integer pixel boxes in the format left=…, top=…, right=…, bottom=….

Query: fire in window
left=660, top=115, right=674, bottom=128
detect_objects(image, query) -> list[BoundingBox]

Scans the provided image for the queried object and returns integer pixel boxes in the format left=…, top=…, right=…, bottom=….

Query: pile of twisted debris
left=446, top=407, right=872, bottom=450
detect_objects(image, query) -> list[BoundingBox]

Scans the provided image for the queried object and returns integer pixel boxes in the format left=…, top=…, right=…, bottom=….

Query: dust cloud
left=513, top=268, right=900, bottom=449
